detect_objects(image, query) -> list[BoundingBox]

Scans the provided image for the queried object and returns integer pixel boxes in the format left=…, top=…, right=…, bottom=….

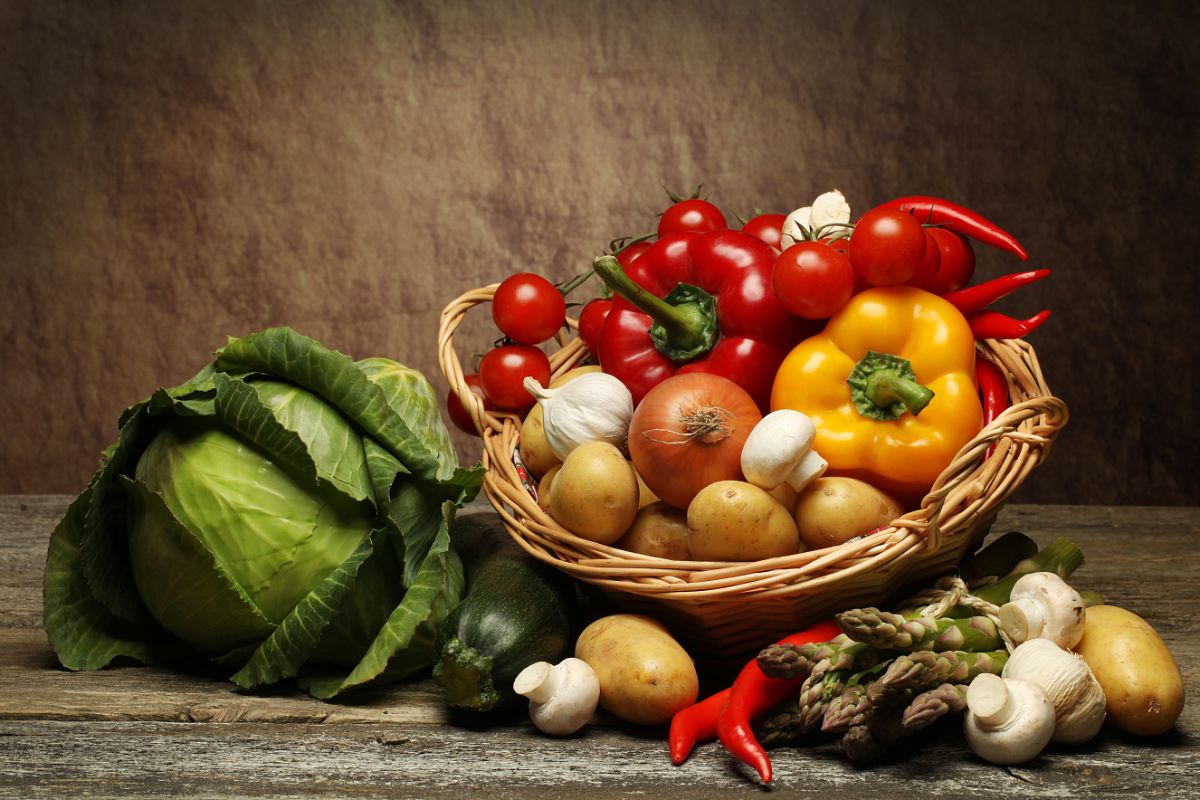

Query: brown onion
left=627, top=373, right=762, bottom=509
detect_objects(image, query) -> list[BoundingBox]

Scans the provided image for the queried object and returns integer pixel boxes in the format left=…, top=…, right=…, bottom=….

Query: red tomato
left=617, top=240, right=653, bottom=270
left=848, top=208, right=927, bottom=287
left=478, top=344, right=551, bottom=412
left=923, top=227, right=976, bottom=294
left=741, top=213, right=787, bottom=250
left=772, top=242, right=855, bottom=320
left=446, top=374, right=490, bottom=436
left=577, top=298, right=612, bottom=353
left=907, top=229, right=943, bottom=291
left=492, top=273, right=566, bottom=344
left=658, top=198, right=727, bottom=237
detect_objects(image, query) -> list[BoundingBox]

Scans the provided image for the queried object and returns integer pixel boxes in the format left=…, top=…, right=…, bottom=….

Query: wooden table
left=1, top=496, right=1196, bottom=798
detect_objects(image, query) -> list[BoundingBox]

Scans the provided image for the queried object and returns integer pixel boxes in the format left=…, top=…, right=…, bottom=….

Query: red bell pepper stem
left=882, top=196, right=1029, bottom=261
left=968, top=309, right=1051, bottom=339
left=592, top=254, right=715, bottom=358
left=942, top=269, right=1052, bottom=315
left=715, top=619, right=842, bottom=783
left=668, top=687, right=731, bottom=765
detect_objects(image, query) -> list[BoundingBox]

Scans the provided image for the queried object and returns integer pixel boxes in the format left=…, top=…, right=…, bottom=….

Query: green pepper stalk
left=847, top=351, right=935, bottom=420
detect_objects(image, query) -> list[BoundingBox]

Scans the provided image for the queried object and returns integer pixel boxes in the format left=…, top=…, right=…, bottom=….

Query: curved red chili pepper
left=975, top=355, right=1010, bottom=459
left=715, top=619, right=842, bottom=783
left=942, top=269, right=1051, bottom=315
left=668, top=686, right=731, bottom=766
left=882, top=196, right=1029, bottom=261
left=968, top=309, right=1051, bottom=339
left=594, top=230, right=813, bottom=411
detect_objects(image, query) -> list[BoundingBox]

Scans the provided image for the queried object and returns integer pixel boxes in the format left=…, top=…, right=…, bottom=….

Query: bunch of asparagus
left=753, top=533, right=1088, bottom=764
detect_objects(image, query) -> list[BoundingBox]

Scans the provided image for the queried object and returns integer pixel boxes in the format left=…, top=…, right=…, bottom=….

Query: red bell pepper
left=592, top=230, right=813, bottom=411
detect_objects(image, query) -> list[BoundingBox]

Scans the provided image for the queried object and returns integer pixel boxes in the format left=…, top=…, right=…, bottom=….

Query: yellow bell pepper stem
left=770, top=287, right=983, bottom=503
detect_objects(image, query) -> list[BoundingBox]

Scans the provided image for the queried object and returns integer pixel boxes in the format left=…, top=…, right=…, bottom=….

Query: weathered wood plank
left=0, top=719, right=1195, bottom=800
left=1, top=496, right=1197, bottom=797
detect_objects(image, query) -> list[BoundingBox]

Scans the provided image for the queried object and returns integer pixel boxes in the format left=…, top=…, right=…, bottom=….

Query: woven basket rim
left=438, top=283, right=1069, bottom=604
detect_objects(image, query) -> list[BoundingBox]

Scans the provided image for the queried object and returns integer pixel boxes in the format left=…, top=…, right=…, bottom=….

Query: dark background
left=3, top=1, right=1197, bottom=505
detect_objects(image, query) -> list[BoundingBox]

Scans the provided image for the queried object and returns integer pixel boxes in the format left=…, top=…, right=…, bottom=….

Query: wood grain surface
left=0, top=496, right=1196, bottom=798
left=3, top=1, right=1200, bottom=506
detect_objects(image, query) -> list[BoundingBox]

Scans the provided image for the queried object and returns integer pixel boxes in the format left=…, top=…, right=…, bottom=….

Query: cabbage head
left=43, top=328, right=483, bottom=698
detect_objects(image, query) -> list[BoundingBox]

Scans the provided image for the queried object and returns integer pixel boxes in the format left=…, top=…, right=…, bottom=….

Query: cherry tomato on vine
left=921, top=227, right=976, bottom=294
left=478, top=344, right=551, bottom=412
left=741, top=212, right=787, bottom=250
left=445, top=374, right=490, bottom=436
left=772, top=241, right=855, bottom=320
left=492, top=272, right=566, bottom=344
left=658, top=198, right=727, bottom=238
left=577, top=298, right=613, bottom=354
left=848, top=207, right=927, bottom=287
left=617, top=240, right=653, bottom=270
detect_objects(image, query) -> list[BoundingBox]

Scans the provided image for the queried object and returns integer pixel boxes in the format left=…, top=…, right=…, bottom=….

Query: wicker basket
left=438, top=284, right=1069, bottom=660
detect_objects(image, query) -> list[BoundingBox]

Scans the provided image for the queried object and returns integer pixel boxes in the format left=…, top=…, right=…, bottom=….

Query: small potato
left=687, top=480, right=800, bottom=561
left=793, top=477, right=903, bottom=550
left=1075, top=605, right=1185, bottom=737
left=519, top=366, right=602, bottom=478
left=536, top=464, right=560, bottom=514
left=632, top=463, right=660, bottom=508
left=575, top=614, right=698, bottom=726
left=547, top=441, right=639, bottom=544
left=614, top=502, right=690, bottom=560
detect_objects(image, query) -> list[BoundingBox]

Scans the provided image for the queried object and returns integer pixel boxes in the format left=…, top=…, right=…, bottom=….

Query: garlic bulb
left=522, top=374, right=633, bottom=461
left=1002, top=637, right=1107, bottom=745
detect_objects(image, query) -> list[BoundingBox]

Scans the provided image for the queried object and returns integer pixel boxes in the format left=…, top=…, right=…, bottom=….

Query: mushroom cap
left=741, top=410, right=816, bottom=489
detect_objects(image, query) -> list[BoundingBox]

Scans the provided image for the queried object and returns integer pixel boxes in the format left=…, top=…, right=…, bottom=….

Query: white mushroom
left=513, top=658, right=600, bottom=737
left=998, top=572, right=1087, bottom=648
left=779, top=206, right=813, bottom=250
left=740, top=410, right=828, bottom=494
left=963, top=673, right=1057, bottom=765
left=1002, top=637, right=1107, bottom=745
left=809, top=189, right=852, bottom=238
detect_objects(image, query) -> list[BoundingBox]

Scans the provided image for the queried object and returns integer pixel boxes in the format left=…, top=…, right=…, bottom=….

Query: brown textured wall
left=2, top=1, right=1198, bottom=504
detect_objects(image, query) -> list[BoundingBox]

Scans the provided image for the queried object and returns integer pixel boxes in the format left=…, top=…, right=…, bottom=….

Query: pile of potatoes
left=519, top=367, right=904, bottom=561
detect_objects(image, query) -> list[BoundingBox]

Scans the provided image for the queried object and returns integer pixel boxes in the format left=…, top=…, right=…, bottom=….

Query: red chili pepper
left=968, top=309, right=1051, bottom=339
left=715, top=619, right=842, bottom=783
left=976, top=356, right=1010, bottom=427
left=881, top=196, right=1029, bottom=261
left=942, top=269, right=1052, bottom=315
left=668, top=686, right=731, bottom=766
left=592, top=230, right=814, bottom=411
left=975, top=355, right=1010, bottom=459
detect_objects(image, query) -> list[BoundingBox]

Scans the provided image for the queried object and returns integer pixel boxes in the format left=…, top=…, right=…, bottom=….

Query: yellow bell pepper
left=770, top=286, right=982, bottom=503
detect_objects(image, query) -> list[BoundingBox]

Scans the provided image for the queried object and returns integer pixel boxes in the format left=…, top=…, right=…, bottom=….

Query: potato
left=632, top=463, right=660, bottom=508
left=687, top=480, right=800, bottom=561
left=536, top=464, right=560, bottom=514
left=1075, top=604, right=1185, bottom=737
left=518, top=366, right=602, bottom=478
left=614, top=502, right=690, bottom=560
left=575, top=614, right=698, bottom=726
left=547, top=441, right=639, bottom=544
left=792, top=477, right=903, bottom=550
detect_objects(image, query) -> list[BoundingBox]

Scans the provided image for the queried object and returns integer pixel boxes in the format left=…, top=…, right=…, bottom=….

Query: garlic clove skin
left=964, top=673, right=1056, bottom=765
left=523, top=374, right=634, bottom=462
left=1002, top=638, right=1107, bottom=745
left=809, top=190, right=852, bottom=239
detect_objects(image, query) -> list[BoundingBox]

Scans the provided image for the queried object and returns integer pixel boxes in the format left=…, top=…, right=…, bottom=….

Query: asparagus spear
left=900, top=683, right=968, bottom=734
left=835, top=609, right=1002, bottom=652
left=958, top=531, right=1039, bottom=585
left=756, top=635, right=857, bottom=680
left=841, top=712, right=906, bottom=764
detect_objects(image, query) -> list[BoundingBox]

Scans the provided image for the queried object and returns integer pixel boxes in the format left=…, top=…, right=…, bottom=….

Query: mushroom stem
left=513, top=661, right=560, bottom=705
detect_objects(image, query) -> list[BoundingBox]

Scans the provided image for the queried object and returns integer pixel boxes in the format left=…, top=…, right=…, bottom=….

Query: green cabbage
left=42, top=327, right=482, bottom=697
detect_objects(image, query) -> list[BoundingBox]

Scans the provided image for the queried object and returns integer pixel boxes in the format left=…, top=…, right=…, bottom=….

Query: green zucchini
left=434, top=514, right=579, bottom=711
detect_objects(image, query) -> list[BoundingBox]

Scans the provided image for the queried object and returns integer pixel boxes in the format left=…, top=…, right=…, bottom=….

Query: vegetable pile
left=43, top=327, right=483, bottom=697
left=444, top=185, right=1184, bottom=780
